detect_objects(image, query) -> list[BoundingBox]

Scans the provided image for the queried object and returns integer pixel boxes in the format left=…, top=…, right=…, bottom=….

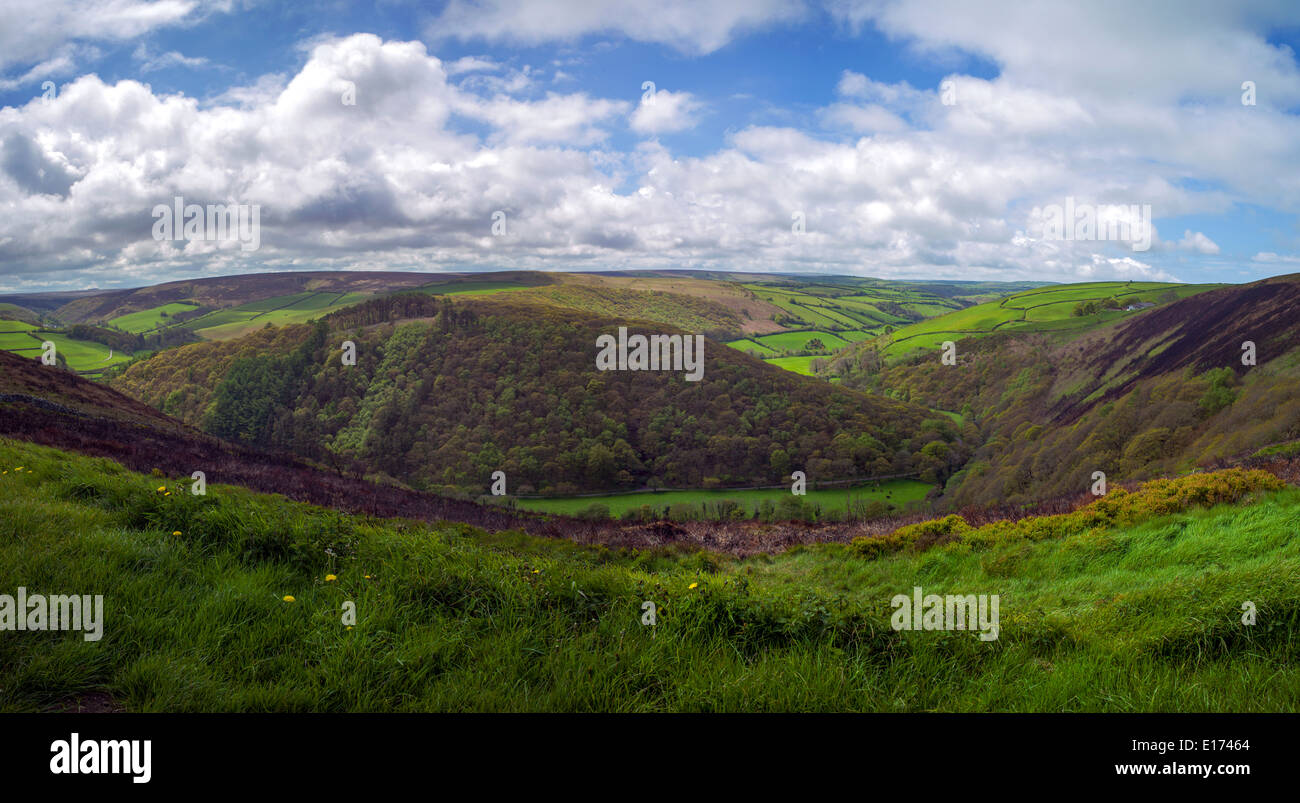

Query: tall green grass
left=1, top=438, right=1296, bottom=712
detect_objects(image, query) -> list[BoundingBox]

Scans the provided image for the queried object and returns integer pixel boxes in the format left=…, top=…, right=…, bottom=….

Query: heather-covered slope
left=835, top=275, right=1300, bottom=508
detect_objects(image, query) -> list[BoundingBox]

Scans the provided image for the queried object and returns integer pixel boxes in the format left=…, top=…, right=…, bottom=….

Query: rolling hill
left=833, top=274, right=1300, bottom=508
left=109, top=292, right=972, bottom=499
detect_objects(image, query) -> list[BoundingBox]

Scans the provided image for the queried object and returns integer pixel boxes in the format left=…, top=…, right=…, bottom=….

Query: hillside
left=2, top=271, right=1048, bottom=381
left=3, top=436, right=1296, bottom=712
left=835, top=275, right=1300, bottom=508
left=111, top=293, right=972, bottom=496
left=877, top=280, right=1221, bottom=360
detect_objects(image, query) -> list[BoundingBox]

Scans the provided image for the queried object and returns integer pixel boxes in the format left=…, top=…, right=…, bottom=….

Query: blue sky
left=1, top=0, right=1299, bottom=291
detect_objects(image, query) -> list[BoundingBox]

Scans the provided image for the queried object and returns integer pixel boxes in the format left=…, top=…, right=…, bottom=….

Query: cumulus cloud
left=1179, top=230, right=1221, bottom=254
left=0, top=0, right=207, bottom=76
left=1, top=4, right=1299, bottom=291
left=630, top=89, right=701, bottom=134
left=428, top=0, right=805, bottom=55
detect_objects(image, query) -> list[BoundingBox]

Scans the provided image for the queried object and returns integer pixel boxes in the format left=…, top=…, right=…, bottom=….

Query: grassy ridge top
left=2, top=438, right=1295, bottom=712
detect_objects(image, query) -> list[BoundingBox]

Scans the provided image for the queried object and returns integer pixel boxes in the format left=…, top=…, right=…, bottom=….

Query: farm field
left=0, top=319, right=140, bottom=374
left=765, top=355, right=819, bottom=375
left=725, top=338, right=777, bottom=356
left=109, top=302, right=200, bottom=333
left=0, top=319, right=40, bottom=351
left=752, top=330, right=852, bottom=351
left=881, top=281, right=1223, bottom=360
left=724, top=279, right=984, bottom=374
left=179, top=291, right=370, bottom=340
left=37, top=333, right=135, bottom=373
left=513, top=478, right=933, bottom=518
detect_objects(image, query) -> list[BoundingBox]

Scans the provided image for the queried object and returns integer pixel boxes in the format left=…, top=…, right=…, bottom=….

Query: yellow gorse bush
left=851, top=468, right=1284, bottom=559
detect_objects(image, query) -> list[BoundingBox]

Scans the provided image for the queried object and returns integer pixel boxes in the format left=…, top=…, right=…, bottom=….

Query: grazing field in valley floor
left=512, top=478, right=933, bottom=518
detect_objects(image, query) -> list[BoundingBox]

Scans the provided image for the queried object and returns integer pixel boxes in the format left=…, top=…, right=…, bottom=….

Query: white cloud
left=132, top=45, right=209, bottom=73
left=1252, top=251, right=1300, bottom=263
left=1, top=13, right=1298, bottom=290
left=429, top=0, right=805, bottom=55
left=630, top=89, right=701, bottom=134
left=0, top=0, right=206, bottom=74
left=445, top=56, right=502, bottom=75
left=1179, top=230, right=1220, bottom=254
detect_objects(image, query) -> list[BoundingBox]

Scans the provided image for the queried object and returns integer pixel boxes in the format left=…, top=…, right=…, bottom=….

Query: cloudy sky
left=1, top=0, right=1299, bottom=292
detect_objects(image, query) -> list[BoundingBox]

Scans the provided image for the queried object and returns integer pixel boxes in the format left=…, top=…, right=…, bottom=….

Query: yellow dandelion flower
left=172, top=531, right=182, bottom=536
left=156, top=486, right=166, bottom=492
left=688, top=582, right=699, bottom=589
left=532, top=569, right=540, bottom=574
left=325, top=574, right=337, bottom=582
left=363, top=575, right=371, bottom=579
left=346, top=626, right=354, bottom=631
left=282, top=595, right=296, bottom=603
left=164, top=492, right=171, bottom=497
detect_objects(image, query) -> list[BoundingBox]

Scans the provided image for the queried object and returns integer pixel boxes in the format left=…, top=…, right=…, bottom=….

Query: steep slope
left=3, top=436, right=1296, bottom=712
left=0, top=349, right=567, bottom=537
left=112, top=293, right=972, bottom=496
left=835, top=274, right=1300, bottom=508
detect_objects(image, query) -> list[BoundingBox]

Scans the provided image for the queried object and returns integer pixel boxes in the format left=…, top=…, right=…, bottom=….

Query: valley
left=2, top=267, right=1299, bottom=715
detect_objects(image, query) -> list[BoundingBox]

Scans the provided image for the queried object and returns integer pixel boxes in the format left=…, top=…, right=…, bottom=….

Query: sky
left=1, top=0, right=1300, bottom=292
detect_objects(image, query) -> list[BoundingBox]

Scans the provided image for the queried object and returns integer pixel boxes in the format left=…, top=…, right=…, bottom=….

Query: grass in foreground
left=0, top=438, right=1296, bottom=712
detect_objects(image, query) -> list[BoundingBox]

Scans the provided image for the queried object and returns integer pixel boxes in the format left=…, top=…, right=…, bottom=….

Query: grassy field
left=766, top=355, right=819, bottom=375
left=723, top=280, right=979, bottom=374
left=882, top=281, right=1223, bottom=360
left=41, top=334, right=135, bottom=373
left=0, top=318, right=142, bottom=375
left=752, top=330, right=852, bottom=352
left=178, top=291, right=370, bottom=340
left=513, top=478, right=933, bottom=518
left=1, top=438, right=1296, bottom=712
left=108, top=302, right=200, bottom=333
left=725, top=338, right=778, bottom=357
left=0, top=323, right=137, bottom=375
left=0, top=320, right=41, bottom=351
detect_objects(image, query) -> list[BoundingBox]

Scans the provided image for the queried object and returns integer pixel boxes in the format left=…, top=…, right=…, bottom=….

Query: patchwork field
left=722, top=279, right=987, bottom=374
left=752, top=330, right=852, bottom=351
left=109, top=302, right=201, bottom=333
left=0, top=320, right=40, bottom=351
left=513, top=479, right=933, bottom=518
left=881, top=281, right=1223, bottom=360
left=765, top=355, right=819, bottom=375
left=179, top=291, right=370, bottom=340
left=0, top=318, right=141, bottom=375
